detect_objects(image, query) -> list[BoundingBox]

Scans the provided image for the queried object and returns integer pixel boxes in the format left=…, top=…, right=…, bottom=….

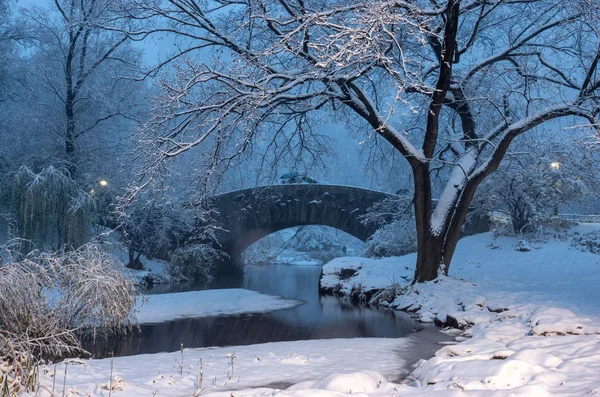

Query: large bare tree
left=129, top=0, right=600, bottom=282
left=24, top=0, right=141, bottom=177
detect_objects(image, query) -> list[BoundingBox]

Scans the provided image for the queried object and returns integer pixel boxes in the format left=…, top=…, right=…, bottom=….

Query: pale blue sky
left=13, top=0, right=170, bottom=65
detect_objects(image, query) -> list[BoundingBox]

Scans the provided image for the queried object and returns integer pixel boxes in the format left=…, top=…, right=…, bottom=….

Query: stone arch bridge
left=207, top=184, right=395, bottom=266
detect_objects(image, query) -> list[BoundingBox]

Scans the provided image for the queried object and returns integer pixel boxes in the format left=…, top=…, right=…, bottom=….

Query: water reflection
left=85, top=264, right=420, bottom=358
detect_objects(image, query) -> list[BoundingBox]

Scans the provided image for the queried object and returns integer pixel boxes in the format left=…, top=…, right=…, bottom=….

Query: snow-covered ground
left=32, top=338, right=417, bottom=397
left=322, top=224, right=600, bottom=316
left=31, top=224, right=600, bottom=396
left=137, top=289, right=304, bottom=324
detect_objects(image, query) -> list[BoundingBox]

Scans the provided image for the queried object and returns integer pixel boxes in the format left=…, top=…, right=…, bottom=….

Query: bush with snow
left=361, top=195, right=416, bottom=258
left=514, top=239, right=533, bottom=252
left=0, top=244, right=137, bottom=394
left=365, top=220, right=417, bottom=257
left=120, top=198, right=195, bottom=270
left=571, top=230, right=600, bottom=254
left=370, top=283, right=408, bottom=306
left=167, top=244, right=226, bottom=282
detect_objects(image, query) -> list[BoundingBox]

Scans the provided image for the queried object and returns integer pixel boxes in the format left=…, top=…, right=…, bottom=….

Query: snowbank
left=137, top=289, right=304, bottom=324
left=313, top=226, right=600, bottom=396
left=320, top=255, right=414, bottom=294
left=322, top=225, right=600, bottom=316
left=33, top=338, right=415, bottom=396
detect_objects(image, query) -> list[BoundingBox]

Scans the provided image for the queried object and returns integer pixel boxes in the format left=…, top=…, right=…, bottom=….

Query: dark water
left=85, top=264, right=424, bottom=358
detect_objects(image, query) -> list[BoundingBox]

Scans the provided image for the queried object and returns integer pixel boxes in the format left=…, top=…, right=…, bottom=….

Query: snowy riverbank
left=31, top=224, right=600, bottom=396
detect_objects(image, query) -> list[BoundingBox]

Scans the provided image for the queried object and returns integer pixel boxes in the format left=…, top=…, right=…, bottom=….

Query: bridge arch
left=208, top=184, right=395, bottom=264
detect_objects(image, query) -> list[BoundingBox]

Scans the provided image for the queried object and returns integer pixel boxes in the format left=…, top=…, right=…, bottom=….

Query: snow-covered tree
left=167, top=244, right=225, bottom=282
left=22, top=0, right=145, bottom=178
left=0, top=0, right=15, bottom=99
left=362, top=194, right=416, bottom=257
left=1, top=166, right=95, bottom=253
left=0, top=1, right=30, bottom=172
left=125, top=0, right=600, bottom=282
left=120, top=196, right=192, bottom=269
left=476, top=138, right=594, bottom=234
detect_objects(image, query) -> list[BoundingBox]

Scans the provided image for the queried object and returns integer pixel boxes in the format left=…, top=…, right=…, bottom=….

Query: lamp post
left=550, top=162, right=560, bottom=215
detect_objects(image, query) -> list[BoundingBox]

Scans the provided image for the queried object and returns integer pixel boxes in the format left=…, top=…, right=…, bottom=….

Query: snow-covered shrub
left=369, top=283, right=408, bottom=306
left=571, top=231, right=600, bottom=254
left=167, top=244, right=226, bottom=282
left=365, top=220, right=417, bottom=257
left=486, top=242, right=501, bottom=250
left=0, top=243, right=136, bottom=393
left=541, top=217, right=573, bottom=231
left=490, top=214, right=514, bottom=237
left=361, top=195, right=416, bottom=258
left=537, top=217, right=574, bottom=241
left=514, top=239, right=533, bottom=252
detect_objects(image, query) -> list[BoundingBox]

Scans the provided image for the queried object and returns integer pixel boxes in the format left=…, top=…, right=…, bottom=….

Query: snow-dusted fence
left=557, top=214, right=600, bottom=224
left=490, top=211, right=600, bottom=225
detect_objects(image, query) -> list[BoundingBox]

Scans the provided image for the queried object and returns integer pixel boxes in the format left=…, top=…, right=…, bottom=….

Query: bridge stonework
left=208, top=184, right=394, bottom=266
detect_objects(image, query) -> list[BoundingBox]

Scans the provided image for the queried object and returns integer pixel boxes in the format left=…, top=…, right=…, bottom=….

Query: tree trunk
left=414, top=232, right=446, bottom=283
left=411, top=0, right=463, bottom=283
left=65, top=90, right=77, bottom=177
left=65, top=29, right=77, bottom=178
left=128, top=248, right=135, bottom=268
left=412, top=169, right=479, bottom=283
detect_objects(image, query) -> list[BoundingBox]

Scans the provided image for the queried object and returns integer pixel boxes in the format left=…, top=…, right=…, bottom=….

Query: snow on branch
left=431, top=150, right=477, bottom=235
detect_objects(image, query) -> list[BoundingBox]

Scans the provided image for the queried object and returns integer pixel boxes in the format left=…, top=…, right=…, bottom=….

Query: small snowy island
left=137, top=288, right=304, bottom=324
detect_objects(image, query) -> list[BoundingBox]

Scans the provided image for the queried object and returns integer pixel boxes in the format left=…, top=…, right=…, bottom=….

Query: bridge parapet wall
left=209, top=184, right=395, bottom=260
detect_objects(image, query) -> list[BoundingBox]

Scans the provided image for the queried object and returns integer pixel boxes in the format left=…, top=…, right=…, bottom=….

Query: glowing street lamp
left=549, top=162, right=561, bottom=215
left=99, top=179, right=108, bottom=187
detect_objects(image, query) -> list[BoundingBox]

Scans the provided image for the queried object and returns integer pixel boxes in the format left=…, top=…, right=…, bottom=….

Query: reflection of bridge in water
left=208, top=184, right=395, bottom=269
